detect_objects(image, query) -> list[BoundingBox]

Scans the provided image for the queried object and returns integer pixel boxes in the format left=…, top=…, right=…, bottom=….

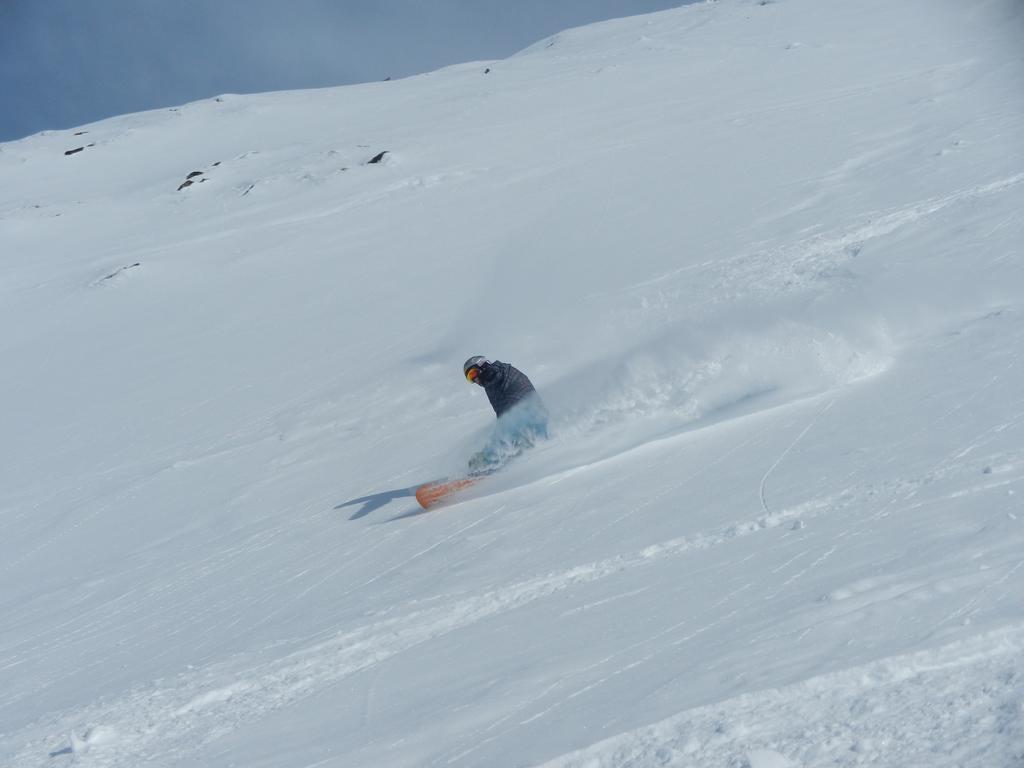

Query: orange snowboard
left=414, top=477, right=479, bottom=509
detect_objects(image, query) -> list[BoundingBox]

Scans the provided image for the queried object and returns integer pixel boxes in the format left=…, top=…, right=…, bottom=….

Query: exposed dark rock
left=64, top=147, right=85, bottom=156
left=102, top=263, right=141, bottom=281
left=177, top=179, right=194, bottom=191
left=367, top=151, right=389, bottom=164
left=186, top=171, right=204, bottom=179
left=484, top=68, right=491, bottom=74
left=74, top=131, right=88, bottom=136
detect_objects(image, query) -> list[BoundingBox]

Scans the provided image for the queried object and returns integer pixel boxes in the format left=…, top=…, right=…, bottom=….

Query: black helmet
left=463, top=355, right=490, bottom=383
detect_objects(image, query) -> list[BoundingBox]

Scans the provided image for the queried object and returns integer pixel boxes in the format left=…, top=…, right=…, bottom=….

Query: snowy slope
left=1, top=1, right=1023, bottom=766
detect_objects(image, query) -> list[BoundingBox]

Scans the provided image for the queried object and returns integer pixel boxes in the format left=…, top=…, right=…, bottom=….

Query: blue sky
left=0, top=0, right=688, bottom=143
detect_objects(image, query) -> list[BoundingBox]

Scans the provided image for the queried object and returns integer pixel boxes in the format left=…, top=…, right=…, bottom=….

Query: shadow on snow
left=335, top=484, right=420, bottom=520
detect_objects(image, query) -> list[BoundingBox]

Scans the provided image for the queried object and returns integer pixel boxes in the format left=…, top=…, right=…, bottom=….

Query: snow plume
left=543, top=311, right=892, bottom=453
left=448, top=307, right=892, bottom=480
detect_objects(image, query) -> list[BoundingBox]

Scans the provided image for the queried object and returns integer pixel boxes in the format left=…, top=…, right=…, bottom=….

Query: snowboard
left=414, top=477, right=480, bottom=509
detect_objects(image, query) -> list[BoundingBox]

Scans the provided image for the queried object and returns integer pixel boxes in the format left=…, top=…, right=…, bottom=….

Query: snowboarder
left=463, top=356, right=548, bottom=475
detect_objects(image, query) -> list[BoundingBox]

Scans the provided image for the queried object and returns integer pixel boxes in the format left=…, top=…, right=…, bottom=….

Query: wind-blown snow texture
left=2, top=1, right=1023, bottom=766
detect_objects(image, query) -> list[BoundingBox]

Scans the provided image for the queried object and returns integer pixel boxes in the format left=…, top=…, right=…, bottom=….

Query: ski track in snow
left=759, top=399, right=835, bottom=516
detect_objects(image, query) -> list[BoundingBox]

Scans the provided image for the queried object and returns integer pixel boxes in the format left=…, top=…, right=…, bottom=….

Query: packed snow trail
left=1, top=0, right=1023, bottom=766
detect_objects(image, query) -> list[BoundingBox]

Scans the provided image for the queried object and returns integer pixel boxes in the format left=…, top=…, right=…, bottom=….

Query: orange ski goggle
left=465, top=366, right=480, bottom=383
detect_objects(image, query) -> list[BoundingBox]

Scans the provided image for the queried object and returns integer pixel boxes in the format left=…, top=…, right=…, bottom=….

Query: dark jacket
left=477, top=361, right=544, bottom=419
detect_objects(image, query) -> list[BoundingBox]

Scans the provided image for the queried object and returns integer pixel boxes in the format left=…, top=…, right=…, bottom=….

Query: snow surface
left=2, top=1, right=1023, bottom=766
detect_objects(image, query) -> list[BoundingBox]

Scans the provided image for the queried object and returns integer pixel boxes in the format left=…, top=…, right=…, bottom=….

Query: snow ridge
left=534, top=624, right=1024, bottom=768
